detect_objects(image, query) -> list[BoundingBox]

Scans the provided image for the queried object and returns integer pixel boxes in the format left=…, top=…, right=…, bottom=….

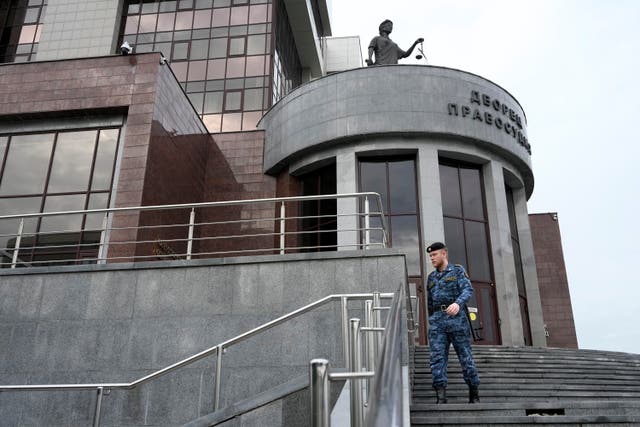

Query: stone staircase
left=411, top=345, right=640, bottom=426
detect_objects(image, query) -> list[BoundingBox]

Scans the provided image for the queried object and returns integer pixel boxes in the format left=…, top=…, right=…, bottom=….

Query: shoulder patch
left=454, top=264, right=470, bottom=279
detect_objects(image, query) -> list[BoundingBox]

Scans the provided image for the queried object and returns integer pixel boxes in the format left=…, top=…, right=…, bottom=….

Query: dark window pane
left=513, top=237, right=526, bottom=296
left=460, top=167, right=485, bottom=220
left=228, top=36, right=245, bottom=55
left=190, top=38, right=209, bottom=59
left=196, top=0, right=213, bottom=8
left=0, top=133, right=54, bottom=196
left=179, top=0, right=194, bottom=9
left=439, top=164, right=461, bottom=217
left=209, top=37, right=227, bottom=58
left=141, top=2, right=159, bottom=13
left=243, top=87, right=262, bottom=110
left=92, top=129, right=118, bottom=191
left=506, top=186, right=518, bottom=239
left=155, top=32, right=173, bottom=42
left=214, top=0, right=231, bottom=6
left=246, top=34, right=265, bottom=54
left=192, top=28, right=210, bottom=39
left=41, top=194, right=86, bottom=232
left=0, top=137, right=7, bottom=170
left=173, top=30, right=192, bottom=40
left=465, top=220, right=491, bottom=282
left=206, top=79, right=225, bottom=91
left=391, top=215, right=420, bottom=276
left=48, top=130, right=97, bottom=193
left=359, top=161, right=387, bottom=212
left=480, top=287, right=496, bottom=343
left=229, top=26, right=248, bottom=36
left=388, top=160, right=416, bottom=214
left=443, top=217, right=466, bottom=267
left=186, top=81, right=206, bottom=92
left=24, top=7, right=40, bottom=24
left=128, top=3, right=140, bottom=14
left=224, top=90, right=242, bottom=111
left=154, top=42, right=171, bottom=56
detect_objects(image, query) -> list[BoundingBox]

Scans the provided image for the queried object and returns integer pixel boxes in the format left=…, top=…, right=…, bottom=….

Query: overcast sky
left=331, top=0, right=640, bottom=354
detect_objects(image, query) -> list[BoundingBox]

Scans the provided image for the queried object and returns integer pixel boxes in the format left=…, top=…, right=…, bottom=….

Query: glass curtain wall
left=0, top=0, right=47, bottom=63
left=0, top=128, right=120, bottom=266
left=439, top=160, right=500, bottom=344
left=121, top=0, right=273, bottom=133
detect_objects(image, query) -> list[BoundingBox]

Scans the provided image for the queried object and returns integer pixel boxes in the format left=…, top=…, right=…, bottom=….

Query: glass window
left=172, top=42, right=189, bottom=60
left=0, top=137, right=7, bottom=169
left=159, top=1, right=177, bottom=12
left=40, top=194, right=86, bottom=232
left=221, top=112, right=242, bottom=132
left=439, top=164, right=462, bottom=217
left=124, top=15, right=140, bottom=34
left=204, top=91, right=224, bottom=113
left=224, top=90, right=242, bottom=111
left=139, top=14, right=157, bottom=33
left=187, top=60, right=207, bottom=80
left=460, top=167, right=485, bottom=220
left=388, top=160, right=417, bottom=214
left=188, top=92, right=204, bottom=113
left=225, top=57, right=245, bottom=78
left=245, top=55, right=264, bottom=76
left=190, top=39, right=209, bottom=59
left=241, top=111, right=262, bottom=130
left=156, top=12, right=176, bottom=31
left=228, top=36, right=245, bottom=55
left=203, top=114, right=222, bottom=132
left=443, top=217, right=465, bottom=265
left=248, top=4, right=268, bottom=23
left=92, top=130, right=118, bottom=191
left=0, top=133, right=54, bottom=196
left=48, top=130, right=97, bottom=193
left=141, top=2, right=159, bottom=13
left=243, top=88, right=262, bottom=110
left=465, top=220, right=491, bottom=282
left=391, top=215, right=420, bottom=275
left=212, top=7, right=230, bottom=26
left=193, top=9, right=212, bottom=27
left=209, top=37, right=228, bottom=58
left=175, top=11, right=193, bottom=30
left=207, top=58, right=226, bottom=79
left=230, top=6, right=248, bottom=25
left=359, top=161, right=387, bottom=211
left=246, top=34, right=265, bottom=55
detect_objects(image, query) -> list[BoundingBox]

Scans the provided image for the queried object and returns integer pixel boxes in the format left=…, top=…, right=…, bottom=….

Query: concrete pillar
left=513, top=187, right=547, bottom=347
left=336, top=151, right=358, bottom=250
left=417, top=145, right=444, bottom=275
left=483, top=160, right=524, bottom=346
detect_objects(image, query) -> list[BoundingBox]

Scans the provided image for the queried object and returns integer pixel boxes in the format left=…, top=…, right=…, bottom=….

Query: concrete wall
left=0, top=250, right=406, bottom=426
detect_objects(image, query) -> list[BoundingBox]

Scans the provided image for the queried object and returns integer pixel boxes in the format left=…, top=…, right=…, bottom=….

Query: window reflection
left=41, top=194, right=86, bottom=232
left=0, top=133, right=54, bottom=196
left=460, top=168, right=485, bottom=221
left=391, top=215, right=420, bottom=275
left=439, top=164, right=462, bottom=217
left=443, top=217, right=465, bottom=265
left=48, top=130, right=97, bottom=193
left=388, top=160, right=417, bottom=214
left=465, top=220, right=491, bottom=282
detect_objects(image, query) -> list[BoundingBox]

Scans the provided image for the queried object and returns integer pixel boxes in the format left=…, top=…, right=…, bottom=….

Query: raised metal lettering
left=502, top=104, right=508, bottom=115
left=509, top=109, right=516, bottom=121
left=492, top=99, right=500, bottom=112
left=504, top=122, right=512, bottom=135
left=462, top=105, right=471, bottom=117
left=473, top=109, right=483, bottom=121
left=484, top=112, right=493, bottom=125
left=495, top=117, right=503, bottom=129
left=448, top=103, right=459, bottom=116
left=482, top=94, right=491, bottom=106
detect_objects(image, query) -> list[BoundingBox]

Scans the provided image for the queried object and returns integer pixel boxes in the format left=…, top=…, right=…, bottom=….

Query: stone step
left=410, top=414, right=640, bottom=426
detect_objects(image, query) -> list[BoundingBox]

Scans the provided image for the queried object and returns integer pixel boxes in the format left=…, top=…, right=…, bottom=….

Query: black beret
left=426, top=242, right=446, bottom=253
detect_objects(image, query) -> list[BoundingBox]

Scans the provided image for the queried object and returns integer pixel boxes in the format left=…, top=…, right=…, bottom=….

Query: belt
left=429, top=302, right=454, bottom=314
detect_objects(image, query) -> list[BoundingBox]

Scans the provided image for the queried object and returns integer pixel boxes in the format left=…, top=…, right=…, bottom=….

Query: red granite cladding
left=194, top=130, right=278, bottom=257
left=529, top=213, right=578, bottom=349
left=0, top=54, right=165, bottom=262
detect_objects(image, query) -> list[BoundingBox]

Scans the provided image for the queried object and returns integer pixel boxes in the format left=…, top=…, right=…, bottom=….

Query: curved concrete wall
left=260, top=65, right=533, bottom=195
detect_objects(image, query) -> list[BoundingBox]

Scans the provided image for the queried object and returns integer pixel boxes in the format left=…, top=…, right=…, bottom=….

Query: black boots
left=434, top=387, right=447, bottom=404
left=468, top=385, right=479, bottom=403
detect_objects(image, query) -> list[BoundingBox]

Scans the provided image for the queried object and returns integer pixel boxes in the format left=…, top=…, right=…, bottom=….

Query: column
left=336, top=151, right=358, bottom=250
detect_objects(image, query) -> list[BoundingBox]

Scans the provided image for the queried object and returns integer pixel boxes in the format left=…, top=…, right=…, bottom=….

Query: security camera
left=120, top=41, right=132, bottom=55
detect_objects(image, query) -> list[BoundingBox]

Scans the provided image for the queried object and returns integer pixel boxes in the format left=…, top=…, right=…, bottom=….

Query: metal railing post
left=279, top=201, right=286, bottom=254
left=364, top=196, right=370, bottom=249
left=365, top=300, right=375, bottom=398
left=349, top=318, right=363, bottom=427
left=186, top=207, right=195, bottom=260
left=214, top=345, right=223, bottom=411
left=373, top=292, right=382, bottom=356
left=97, top=213, right=109, bottom=264
left=341, top=296, right=349, bottom=367
left=310, top=358, right=330, bottom=427
left=11, top=218, right=24, bottom=268
left=92, top=386, right=104, bottom=427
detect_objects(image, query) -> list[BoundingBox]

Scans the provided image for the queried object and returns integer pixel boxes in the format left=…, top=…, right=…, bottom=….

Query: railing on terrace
left=0, top=192, right=388, bottom=268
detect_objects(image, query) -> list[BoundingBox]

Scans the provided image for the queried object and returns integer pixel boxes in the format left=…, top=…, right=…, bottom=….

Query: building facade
left=0, top=0, right=576, bottom=348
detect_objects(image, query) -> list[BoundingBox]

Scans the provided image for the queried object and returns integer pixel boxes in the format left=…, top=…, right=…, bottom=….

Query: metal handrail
left=0, top=292, right=393, bottom=426
left=0, top=192, right=389, bottom=268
